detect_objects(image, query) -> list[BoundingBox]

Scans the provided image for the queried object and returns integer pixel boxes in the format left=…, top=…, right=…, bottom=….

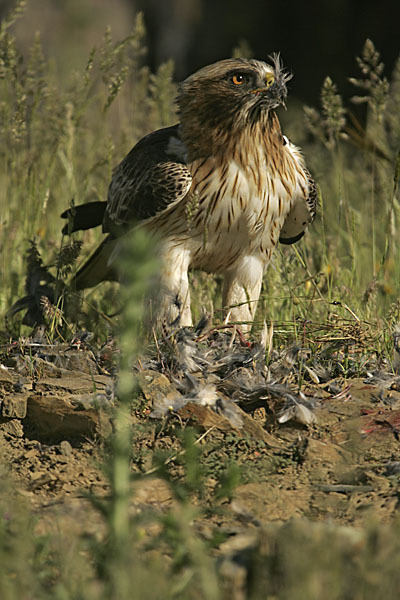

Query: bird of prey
left=62, top=56, right=317, bottom=331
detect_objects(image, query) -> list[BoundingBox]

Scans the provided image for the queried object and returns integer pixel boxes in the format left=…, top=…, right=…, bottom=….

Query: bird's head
left=177, top=56, right=291, bottom=156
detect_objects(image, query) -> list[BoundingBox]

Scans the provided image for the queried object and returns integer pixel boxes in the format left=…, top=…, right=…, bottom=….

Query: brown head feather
left=177, top=57, right=290, bottom=160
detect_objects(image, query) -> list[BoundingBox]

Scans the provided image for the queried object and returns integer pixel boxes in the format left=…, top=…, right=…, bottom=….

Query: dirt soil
left=1, top=330, right=400, bottom=560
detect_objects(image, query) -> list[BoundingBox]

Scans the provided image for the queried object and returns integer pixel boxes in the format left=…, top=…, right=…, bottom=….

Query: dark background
left=136, top=0, right=400, bottom=102
left=2, top=0, right=400, bottom=103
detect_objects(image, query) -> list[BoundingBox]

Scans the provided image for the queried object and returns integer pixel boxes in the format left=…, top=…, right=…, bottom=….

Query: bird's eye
left=231, top=73, right=247, bottom=86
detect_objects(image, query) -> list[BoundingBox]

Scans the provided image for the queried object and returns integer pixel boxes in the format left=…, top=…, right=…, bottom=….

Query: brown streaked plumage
left=62, top=56, right=317, bottom=331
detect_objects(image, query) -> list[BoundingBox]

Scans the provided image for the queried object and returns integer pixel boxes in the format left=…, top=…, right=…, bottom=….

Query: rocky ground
left=1, top=324, right=400, bottom=594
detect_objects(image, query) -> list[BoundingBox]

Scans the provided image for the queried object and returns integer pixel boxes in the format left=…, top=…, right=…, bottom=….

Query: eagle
left=62, top=56, right=317, bottom=331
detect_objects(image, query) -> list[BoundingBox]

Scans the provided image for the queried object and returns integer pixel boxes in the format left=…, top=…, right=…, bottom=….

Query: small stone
left=2, top=394, right=28, bottom=419
left=59, top=440, right=73, bottom=457
left=24, top=440, right=41, bottom=450
left=25, top=449, right=38, bottom=460
left=1, top=419, right=24, bottom=438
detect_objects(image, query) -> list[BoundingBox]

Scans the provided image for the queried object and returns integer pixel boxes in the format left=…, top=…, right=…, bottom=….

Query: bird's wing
left=103, top=124, right=192, bottom=236
left=279, top=138, right=317, bottom=245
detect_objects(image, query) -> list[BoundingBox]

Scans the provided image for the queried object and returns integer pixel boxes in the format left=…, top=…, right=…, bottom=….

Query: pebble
left=59, top=440, right=73, bottom=457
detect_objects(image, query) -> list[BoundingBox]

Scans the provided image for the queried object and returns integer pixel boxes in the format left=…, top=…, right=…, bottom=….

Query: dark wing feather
left=103, top=124, right=192, bottom=236
left=69, top=125, right=191, bottom=290
left=61, top=201, right=107, bottom=235
left=279, top=168, right=317, bottom=245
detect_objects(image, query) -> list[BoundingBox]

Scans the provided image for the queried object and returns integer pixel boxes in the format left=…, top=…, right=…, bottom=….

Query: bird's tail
left=71, top=235, right=120, bottom=290
left=61, top=201, right=107, bottom=235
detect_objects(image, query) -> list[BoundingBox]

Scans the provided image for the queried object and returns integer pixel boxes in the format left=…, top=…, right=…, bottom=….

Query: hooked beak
left=250, top=79, right=287, bottom=108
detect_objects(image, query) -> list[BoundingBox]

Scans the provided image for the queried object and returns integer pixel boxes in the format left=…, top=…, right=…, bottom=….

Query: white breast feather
left=190, top=158, right=297, bottom=262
